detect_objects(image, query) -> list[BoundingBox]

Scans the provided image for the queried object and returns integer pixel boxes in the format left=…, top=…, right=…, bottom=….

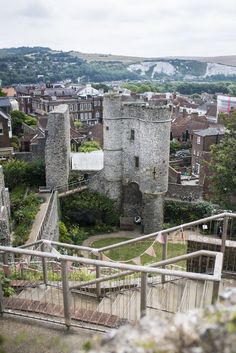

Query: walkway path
left=82, top=228, right=203, bottom=248
left=26, top=193, right=51, bottom=246
left=82, top=228, right=142, bottom=247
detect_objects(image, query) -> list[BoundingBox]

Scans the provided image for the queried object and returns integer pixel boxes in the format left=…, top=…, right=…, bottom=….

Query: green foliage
left=61, top=190, right=119, bottom=226
left=10, top=186, right=41, bottom=246
left=0, top=88, right=6, bottom=97
left=79, top=140, right=101, bottom=152
left=10, top=135, right=20, bottom=150
left=59, top=221, right=72, bottom=244
left=60, top=191, right=120, bottom=244
left=170, top=139, right=182, bottom=154
left=11, top=110, right=37, bottom=136
left=164, top=200, right=214, bottom=225
left=2, top=159, right=45, bottom=190
left=0, top=271, right=15, bottom=297
left=74, top=120, right=82, bottom=129
left=208, top=111, right=236, bottom=209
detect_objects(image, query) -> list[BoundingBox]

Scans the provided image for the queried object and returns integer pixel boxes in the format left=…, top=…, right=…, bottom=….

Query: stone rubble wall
left=45, top=105, right=70, bottom=190
left=40, top=191, right=59, bottom=242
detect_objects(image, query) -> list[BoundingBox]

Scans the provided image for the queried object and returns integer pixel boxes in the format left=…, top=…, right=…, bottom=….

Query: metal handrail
left=0, top=246, right=222, bottom=282
left=97, top=212, right=236, bottom=253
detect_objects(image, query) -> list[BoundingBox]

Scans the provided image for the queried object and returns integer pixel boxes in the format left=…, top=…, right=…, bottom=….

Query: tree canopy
left=208, top=110, right=236, bottom=209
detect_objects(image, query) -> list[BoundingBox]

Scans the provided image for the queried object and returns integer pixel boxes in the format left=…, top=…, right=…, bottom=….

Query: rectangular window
left=135, top=156, right=139, bottom=168
left=197, top=136, right=201, bottom=144
left=130, top=129, right=135, bottom=140
left=0, top=122, right=3, bottom=135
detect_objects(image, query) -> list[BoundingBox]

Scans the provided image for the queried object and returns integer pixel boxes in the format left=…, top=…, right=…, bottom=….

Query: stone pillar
left=45, top=105, right=70, bottom=190
left=103, top=95, right=123, bottom=208
left=142, top=194, right=164, bottom=234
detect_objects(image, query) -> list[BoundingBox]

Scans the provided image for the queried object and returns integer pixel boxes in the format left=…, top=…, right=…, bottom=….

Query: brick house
left=191, top=126, right=225, bottom=195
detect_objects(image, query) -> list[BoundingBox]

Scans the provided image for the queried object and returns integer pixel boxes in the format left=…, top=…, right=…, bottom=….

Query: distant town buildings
left=15, top=83, right=103, bottom=126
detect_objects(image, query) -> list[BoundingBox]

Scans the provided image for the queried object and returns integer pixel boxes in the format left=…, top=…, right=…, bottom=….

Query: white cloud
left=0, top=0, right=235, bottom=57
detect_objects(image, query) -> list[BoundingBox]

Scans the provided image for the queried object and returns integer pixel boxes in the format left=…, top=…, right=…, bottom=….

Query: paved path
left=26, top=193, right=51, bottom=246
left=82, top=228, right=142, bottom=247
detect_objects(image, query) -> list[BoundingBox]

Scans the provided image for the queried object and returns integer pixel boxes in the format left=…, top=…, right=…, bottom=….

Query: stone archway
left=122, top=182, right=143, bottom=219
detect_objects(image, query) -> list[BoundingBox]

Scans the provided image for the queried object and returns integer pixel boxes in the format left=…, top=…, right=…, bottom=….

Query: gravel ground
left=0, top=315, right=100, bottom=353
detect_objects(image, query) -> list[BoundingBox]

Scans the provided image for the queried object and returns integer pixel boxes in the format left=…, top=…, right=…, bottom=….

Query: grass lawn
left=91, top=237, right=187, bottom=266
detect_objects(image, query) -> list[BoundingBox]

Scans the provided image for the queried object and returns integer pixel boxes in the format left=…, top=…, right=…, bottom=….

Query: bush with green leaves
left=164, top=200, right=214, bottom=225
left=2, top=159, right=45, bottom=190
left=0, top=272, right=15, bottom=297
left=60, top=191, right=120, bottom=244
left=78, top=141, right=101, bottom=152
left=10, top=186, right=41, bottom=246
left=11, top=110, right=37, bottom=136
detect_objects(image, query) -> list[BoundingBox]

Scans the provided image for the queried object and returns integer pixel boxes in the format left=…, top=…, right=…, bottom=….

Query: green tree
left=208, top=111, right=236, bottom=209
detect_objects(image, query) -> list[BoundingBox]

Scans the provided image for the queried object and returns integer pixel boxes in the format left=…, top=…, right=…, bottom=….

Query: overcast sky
left=1, top=0, right=236, bottom=57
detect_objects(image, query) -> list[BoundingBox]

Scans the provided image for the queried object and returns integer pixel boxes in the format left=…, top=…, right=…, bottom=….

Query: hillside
left=0, top=47, right=236, bottom=85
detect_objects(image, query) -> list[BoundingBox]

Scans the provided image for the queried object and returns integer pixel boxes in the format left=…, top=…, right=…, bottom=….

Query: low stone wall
left=14, top=152, right=33, bottom=162
left=86, top=289, right=236, bottom=353
left=166, top=182, right=203, bottom=201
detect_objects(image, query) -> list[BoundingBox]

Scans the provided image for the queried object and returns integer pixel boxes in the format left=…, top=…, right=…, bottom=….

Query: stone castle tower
left=102, top=95, right=172, bottom=234
left=45, top=104, right=70, bottom=190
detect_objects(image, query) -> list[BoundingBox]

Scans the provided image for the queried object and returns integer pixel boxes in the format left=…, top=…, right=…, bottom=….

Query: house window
left=106, top=126, right=109, bottom=131
left=130, top=129, right=135, bottom=140
left=197, top=136, right=201, bottom=144
left=0, top=122, right=3, bottom=135
left=135, top=156, right=139, bottom=168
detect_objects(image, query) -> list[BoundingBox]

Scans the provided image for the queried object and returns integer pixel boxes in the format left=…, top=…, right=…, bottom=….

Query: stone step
left=3, top=297, right=127, bottom=328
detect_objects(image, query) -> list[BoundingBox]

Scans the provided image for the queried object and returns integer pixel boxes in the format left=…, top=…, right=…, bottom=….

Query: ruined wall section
left=0, top=166, right=10, bottom=245
left=45, top=105, right=70, bottom=190
left=41, top=191, right=59, bottom=242
left=102, top=96, right=123, bottom=207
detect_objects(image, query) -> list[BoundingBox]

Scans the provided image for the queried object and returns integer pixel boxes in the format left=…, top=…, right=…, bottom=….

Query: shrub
left=2, top=159, right=45, bottom=190
left=164, top=200, right=214, bottom=225
left=79, top=141, right=101, bottom=152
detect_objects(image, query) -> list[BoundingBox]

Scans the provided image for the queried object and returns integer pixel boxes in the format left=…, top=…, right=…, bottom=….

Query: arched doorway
left=122, top=182, right=143, bottom=219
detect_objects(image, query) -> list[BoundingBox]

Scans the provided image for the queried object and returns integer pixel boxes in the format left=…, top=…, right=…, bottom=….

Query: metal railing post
left=221, top=216, right=229, bottom=257
left=0, top=280, right=4, bottom=316
left=61, top=260, right=71, bottom=328
left=3, top=253, right=10, bottom=277
left=211, top=280, right=220, bottom=304
left=96, top=254, right=102, bottom=299
left=41, top=243, right=48, bottom=286
left=161, top=235, right=167, bottom=283
left=140, top=272, right=147, bottom=318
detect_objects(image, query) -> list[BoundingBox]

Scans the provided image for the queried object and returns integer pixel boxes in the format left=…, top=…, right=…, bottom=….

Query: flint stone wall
left=102, top=95, right=172, bottom=233
left=45, top=105, right=70, bottom=190
left=40, top=191, right=59, bottom=242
